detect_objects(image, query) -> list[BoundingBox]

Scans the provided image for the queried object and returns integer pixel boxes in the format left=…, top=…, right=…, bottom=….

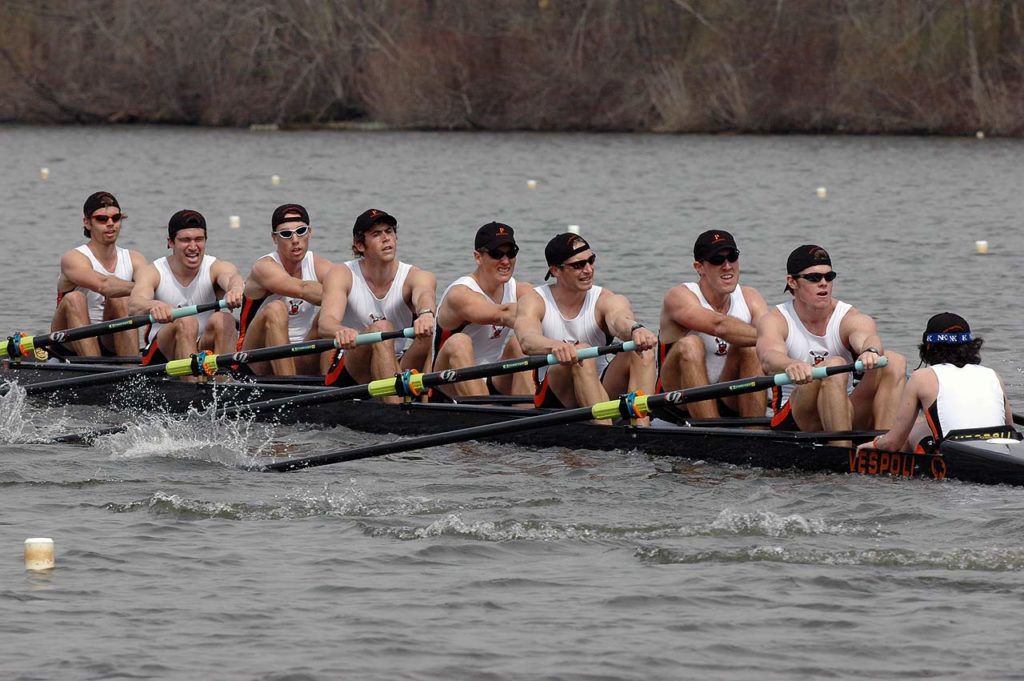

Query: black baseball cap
left=475, top=222, right=516, bottom=251
left=353, top=209, right=397, bottom=236
left=272, top=203, right=310, bottom=230
left=544, top=232, right=592, bottom=280
left=168, top=209, right=207, bottom=239
left=693, top=229, right=738, bottom=261
left=784, top=244, right=832, bottom=291
left=83, top=191, right=120, bottom=237
left=922, top=312, right=972, bottom=344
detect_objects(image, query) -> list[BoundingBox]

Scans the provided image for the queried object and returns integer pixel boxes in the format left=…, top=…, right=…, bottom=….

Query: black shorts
left=324, top=350, right=359, bottom=388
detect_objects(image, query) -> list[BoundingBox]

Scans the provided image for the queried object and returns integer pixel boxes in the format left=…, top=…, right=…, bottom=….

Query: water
left=1, top=126, right=1023, bottom=679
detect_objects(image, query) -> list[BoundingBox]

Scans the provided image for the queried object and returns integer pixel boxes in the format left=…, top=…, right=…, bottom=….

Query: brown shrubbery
left=1, top=0, right=1021, bottom=134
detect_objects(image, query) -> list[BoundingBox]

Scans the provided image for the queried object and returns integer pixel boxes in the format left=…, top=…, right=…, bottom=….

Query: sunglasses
left=704, top=250, right=739, bottom=266
left=274, top=225, right=310, bottom=239
left=481, top=245, right=519, bottom=260
left=91, top=213, right=124, bottom=224
left=792, top=271, right=838, bottom=283
left=560, top=254, right=596, bottom=270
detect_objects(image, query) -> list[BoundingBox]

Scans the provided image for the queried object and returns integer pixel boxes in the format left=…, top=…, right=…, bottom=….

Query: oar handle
left=545, top=341, right=636, bottom=365
left=162, top=299, right=229, bottom=322
left=354, top=327, right=415, bottom=346
left=777, top=356, right=888, bottom=386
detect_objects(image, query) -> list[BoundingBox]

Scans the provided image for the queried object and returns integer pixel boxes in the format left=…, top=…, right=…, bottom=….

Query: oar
left=50, top=340, right=636, bottom=444
left=20, top=328, right=415, bottom=396
left=261, top=357, right=885, bottom=471
left=1, top=300, right=229, bottom=360
left=1013, top=412, right=1024, bottom=427
left=215, top=340, right=638, bottom=420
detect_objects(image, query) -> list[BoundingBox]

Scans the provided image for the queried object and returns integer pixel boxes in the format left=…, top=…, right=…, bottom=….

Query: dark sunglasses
left=91, top=213, right=124, bottom=224
left=704, top=250, right=739, bottom=266
left=793, top=271, right=838, bottom=283
left=560, top=254, right=596, bottom=270
left=481, top=245, right=519, bottom=260
left=274, top=225, right=310, bottom=239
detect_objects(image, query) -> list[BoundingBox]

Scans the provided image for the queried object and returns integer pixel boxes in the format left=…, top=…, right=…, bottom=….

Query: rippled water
left=1, top=126, right=1023, bottom=680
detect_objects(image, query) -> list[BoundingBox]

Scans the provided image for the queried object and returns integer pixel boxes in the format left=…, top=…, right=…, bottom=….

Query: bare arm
left=318, top=264, right=357, bottom=346
left=596, top=291, right=658, bottom=351
left=211, top=260, right=245, bottom=309
left=128, top=264, right=172, bottom=320
left=841, top=307, right=885, bottom=369
left=998, top=375, right=1013, bottom=427
left=247, top=257, right=324, bottom=305
left=439, top=285, right=517, bottom=330
left=864, top=370, right=929, bottom=451
left=513, top=290, right=577, bottom=364
left=756, top=309, right=815, bottom=382
left=59, top=250, right=135, bottom=298
left=661, top=285, right=759, bottom=346
left=405, top=267, right=437, bottom=339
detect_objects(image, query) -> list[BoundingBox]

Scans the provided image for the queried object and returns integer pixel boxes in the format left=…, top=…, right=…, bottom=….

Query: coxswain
left=756, top=244, right=907, bottom=438
left=319, top=209, right=436, bottom=401
left=52, top=191, right=149, bottom=357
left=432, top=222, right=534, bottom=399
left=237, top=204, right=333, bottom=376
left=658, top=229, right=769, bottom=419
left=514, top=232, right=658, bottom=424
left=129, top=210, right=245, bottom=364
left=857, top=312, right=1015, bottom=454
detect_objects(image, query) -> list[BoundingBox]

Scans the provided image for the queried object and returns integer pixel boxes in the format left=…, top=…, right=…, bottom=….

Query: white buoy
left=567, top=224, right=581, bottom=234
left=229, top=215, right=241, bottom=229
left=975, top=240, right=989, bottom=254
left=271, top=175, right=281, bottom=186
left=976, top=131, right=985, bottom=140
left=527, top=179, right=537, bottom=189
left=39, top=168, right=50, bottom=180
left=25, top=538, right=54, bottom=571
left=816, top=187, right=827, bottom=199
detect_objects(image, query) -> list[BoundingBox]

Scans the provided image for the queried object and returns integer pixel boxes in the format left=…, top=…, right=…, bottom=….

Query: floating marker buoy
left=39, top=168, right=50, bottom=180
left=25, top=538, right=54, bottom=571
left=527, top=180, right=537, bottom=189
left=975, top=240, right=988, bottom=254
left=229, top=216, right=241, bottom=229
left=271, top=175, right=281, bottom=186
left=816, top=187, right=827, bottom=199
left=567, top=224, right=581, bottom=234
left=976, top=131, right=985, bottom=140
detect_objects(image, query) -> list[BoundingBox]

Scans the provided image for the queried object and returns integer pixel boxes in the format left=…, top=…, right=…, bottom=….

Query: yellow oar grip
left=367, top=378, right=397, bottom=398
left=165, top=358, right=194, bottom=377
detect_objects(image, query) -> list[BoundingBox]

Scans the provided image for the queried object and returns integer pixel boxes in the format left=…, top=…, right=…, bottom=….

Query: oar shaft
left=2, top=300, right=228, bottom=359
left=222, top=341, right=637, bottom=419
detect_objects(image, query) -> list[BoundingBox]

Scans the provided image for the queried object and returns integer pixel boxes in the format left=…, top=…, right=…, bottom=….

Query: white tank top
left=682, top=282, right=751, bottom=383
left=535, top=284, right=611, bottom=382
left=929, top=364, right=1005, bottom=436
left=436, top=276, right=517, bottom=364
left=343, top=260, right=413, bottom=356
left=776, top=299, right=853, bottom=405
left=66, top=244, right=135, bottom=325
left=146, top=255, right=218, bottom=343
left=261, top=251, right=320, bottom=343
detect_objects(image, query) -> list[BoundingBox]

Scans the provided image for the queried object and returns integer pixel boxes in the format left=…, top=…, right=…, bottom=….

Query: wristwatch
left=414, top=309, right=435, bottom=319
left=629, top=322, right=645, bottom=334
left=863, top=346, right=881, bottom=355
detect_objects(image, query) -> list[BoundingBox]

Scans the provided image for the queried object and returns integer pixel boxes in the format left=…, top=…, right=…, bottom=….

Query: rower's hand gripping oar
left=262, top=357, right=885, bottom=472
left=1, top=300, right=229, bottom=360
left=23, top=327, right=416, bottom=396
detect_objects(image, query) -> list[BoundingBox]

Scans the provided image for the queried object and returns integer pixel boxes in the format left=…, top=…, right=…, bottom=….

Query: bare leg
left=242, top=301, right=294, bottom=376
left=851, top=350, right=907, bottom=430
left=433, top=333, right=488, bottom=398
left=668, top=336, right=719, bottom=419
left=51, top=291, right=101, bottom=357
left=103, top=297, right=139, bottom=357
left=734, top=346, right=766, bottom=419
left=490, top=335, right=534, bottom=397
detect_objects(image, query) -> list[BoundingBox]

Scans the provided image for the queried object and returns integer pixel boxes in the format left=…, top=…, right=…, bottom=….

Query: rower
left=320, top=209, right=436, bottom=401
left=514, top=232, right=658, bottom=424
left=432, top=222, right=534, bottom=399
left=658, top=229, right=769, bottom=419
left=237, top=204, right=333, bottom=376
left=756, top=244, right=906, bottom=438
left=857, top=312, right=1015, bottom=454
left=52, top=192, right=149, bottom=358
left=129, top=210, right=245, bottom=365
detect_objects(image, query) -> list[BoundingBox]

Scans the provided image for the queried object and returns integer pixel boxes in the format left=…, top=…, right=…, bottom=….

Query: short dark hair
left=919, top=337, right=984, bottom=368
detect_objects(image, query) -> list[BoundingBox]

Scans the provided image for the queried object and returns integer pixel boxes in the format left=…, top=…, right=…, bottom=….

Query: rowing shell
left=3, top=361, right=1022, bottom=486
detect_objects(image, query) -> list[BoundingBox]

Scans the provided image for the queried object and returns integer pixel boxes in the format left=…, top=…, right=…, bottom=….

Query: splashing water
left=99, top=400, right=277, bottom=467
left=0, top=380, right=77, bottom=444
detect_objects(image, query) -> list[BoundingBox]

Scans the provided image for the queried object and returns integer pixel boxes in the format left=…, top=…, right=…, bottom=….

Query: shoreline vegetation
left=1, top=1, right=1021, bottom=136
